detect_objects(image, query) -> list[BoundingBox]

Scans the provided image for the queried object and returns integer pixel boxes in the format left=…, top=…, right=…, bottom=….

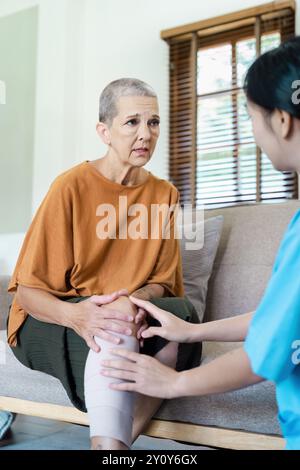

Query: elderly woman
left=7, top=78, right=200, bottom=450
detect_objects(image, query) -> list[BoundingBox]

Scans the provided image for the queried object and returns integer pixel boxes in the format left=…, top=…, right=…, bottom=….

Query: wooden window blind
left=162, top=1, right=298, bottom=208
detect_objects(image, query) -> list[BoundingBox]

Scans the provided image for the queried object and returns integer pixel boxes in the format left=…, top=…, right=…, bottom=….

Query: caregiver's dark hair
left=244, top=36, right=300, bottom=119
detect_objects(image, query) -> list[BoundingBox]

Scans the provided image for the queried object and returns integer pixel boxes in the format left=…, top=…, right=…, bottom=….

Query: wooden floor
left=0, top=415, right=214, bottom=450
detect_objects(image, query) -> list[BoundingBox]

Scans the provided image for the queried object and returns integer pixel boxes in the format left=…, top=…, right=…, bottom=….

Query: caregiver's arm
left=17, top=285, right=135, bottom=351
left=188, top=311, right=254, bottom=342
left=130, top=296, right=254, bottom=343
left=176, top=347, right=262, bottom=397
left=101, top=346, right=263, bottom=399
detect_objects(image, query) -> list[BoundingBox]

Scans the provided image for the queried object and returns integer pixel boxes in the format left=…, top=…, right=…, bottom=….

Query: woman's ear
left=278, top=110, right=293, bottom=139
left=96, top=122, right=111, bottom=145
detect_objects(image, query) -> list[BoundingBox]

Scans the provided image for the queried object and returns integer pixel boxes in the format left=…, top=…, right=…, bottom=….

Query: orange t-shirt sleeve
left=145, top=188, right=184, bottom=297
left=8, top=177, right=75, bottom=297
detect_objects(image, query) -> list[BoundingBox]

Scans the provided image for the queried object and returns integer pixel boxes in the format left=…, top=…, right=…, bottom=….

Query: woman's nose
left=137, top=122, right=151, bottom=141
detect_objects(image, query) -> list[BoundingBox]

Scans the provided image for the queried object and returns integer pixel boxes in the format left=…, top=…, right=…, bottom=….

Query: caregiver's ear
left=272, top=109, right=293, bottom=139
left=96, top=121, right=111, bottom=145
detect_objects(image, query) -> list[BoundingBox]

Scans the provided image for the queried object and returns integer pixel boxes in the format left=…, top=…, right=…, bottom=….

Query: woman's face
left=247, top=100, right=294, bottom=172
left=103, top=95, right=160, bottom=167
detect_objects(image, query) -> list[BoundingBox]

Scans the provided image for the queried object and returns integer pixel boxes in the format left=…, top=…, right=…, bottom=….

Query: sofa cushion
left=204, top=201, right=300, bottom=322
left=158, top=341, right=281, bottom=436
left=0, top=275, right=12, bottom=330
left=180, top=216, right=223, bottom=322
left=0, top=330, right=71, bottom=406
left=0, top=330, right=281, bottom=436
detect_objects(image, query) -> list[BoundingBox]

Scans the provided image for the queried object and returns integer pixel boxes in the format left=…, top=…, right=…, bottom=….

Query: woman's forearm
left=189, top=311, right=254, bottom=343
left=175, top=347, right=262, bottom=397
left=131, top=283, right=164, bottom=301
left=16, top=285, right=73, bottom=327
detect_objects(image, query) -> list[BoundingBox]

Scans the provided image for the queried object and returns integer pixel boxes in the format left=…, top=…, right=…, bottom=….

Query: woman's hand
left=135, top=307, right=148, bottom=347
left=107, top=297, right=148, bottom=347
left=68, top=290, right=135, bottom=352
left=100, top=349, right=180, bottom=398
left=129, top=295, right=194, bottom=343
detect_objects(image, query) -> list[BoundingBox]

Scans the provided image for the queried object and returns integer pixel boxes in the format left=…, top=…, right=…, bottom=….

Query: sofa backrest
left=0, top=275, right=11, bottom=329
left=204, top=201, right=300, bottom=322
left=1, top=201, right=300, bottom=329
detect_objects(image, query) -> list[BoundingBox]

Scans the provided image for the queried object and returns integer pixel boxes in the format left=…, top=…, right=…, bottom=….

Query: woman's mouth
left=133, top=148, right=149, bottom=156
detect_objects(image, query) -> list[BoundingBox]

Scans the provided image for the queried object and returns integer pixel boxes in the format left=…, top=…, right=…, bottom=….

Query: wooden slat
left=0, top=396, right=285, bottom=450
left=190, top=33, right=197, bottom=208
left=196, top=9, right=292, bottom=38
left=161, top=1, right=295, bottom=40
left=145, top=420, right=285, bottom=451
left=0, top=396, right=89, bottom=425
left=255, top=17, right=262, bottom=203
left=169, top=38, right=194, bottom=204
left=197, top=18, right=254, bottom=38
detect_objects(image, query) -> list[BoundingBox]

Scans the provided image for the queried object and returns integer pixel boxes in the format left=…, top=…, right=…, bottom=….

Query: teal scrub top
left=245, top=209, right=300, bottom=450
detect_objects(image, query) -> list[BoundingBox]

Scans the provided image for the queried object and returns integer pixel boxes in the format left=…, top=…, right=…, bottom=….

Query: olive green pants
left=10, top=296, right=201, bottom=412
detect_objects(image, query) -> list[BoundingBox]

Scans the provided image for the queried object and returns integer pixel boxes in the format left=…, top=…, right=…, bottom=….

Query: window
left=163, top=1, right=297, bottom=208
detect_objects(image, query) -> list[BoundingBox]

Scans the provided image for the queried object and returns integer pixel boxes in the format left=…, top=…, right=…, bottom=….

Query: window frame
left=163, top=1, right=298, bottom=208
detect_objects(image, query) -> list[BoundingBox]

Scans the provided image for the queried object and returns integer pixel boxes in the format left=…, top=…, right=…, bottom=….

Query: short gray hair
left=99, top=78, right=157, bottom=126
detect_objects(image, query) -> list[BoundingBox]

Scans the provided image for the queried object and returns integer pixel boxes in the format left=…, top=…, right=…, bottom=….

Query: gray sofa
left=1, top=201, right=300, bottom=450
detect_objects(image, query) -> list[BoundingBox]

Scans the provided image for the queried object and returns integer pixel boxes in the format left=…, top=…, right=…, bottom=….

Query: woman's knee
left=106, top=296, right=139, bottom=337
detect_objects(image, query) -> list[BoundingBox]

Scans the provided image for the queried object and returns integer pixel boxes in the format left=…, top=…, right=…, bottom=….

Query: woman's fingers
left=135, top=308, right=146, bottom=324
left=137, top=322, right=148, bottom=340
left=141, top=326, right=165, bottom=339
left=109, top=348, right=140, bottom=363
left=90, top=289, right=129, bottom=306
left=85, top=335, right=101, bottom=353
left=88, top=292, right=118, bottom=306
left=90, top=293, right=119, bottom=305
left=100, top=321, right=132, bottom=336
left=129, top=296, right=165, bottom=322
left=100, top=358, right=136, bottom=372
left=117, top=288, right=129, bottom=296
left=100, top=307, right=134, bottom=322
left=109, top=382, right=136, bottom=392
left=96, top=330, right=121, bottom=345
left=100, top=368, right=135, bottom=382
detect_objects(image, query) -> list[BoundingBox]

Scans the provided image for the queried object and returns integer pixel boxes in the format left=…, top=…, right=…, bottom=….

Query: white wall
left=81, top=0, right=277, bottom=180
left=0, top=0, right=86, bottom=273
left=0, top=0, right=299, bottom=274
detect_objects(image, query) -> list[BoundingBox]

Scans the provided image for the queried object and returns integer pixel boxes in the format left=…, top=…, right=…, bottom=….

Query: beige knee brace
left=84, top=334, right=139, bottom=447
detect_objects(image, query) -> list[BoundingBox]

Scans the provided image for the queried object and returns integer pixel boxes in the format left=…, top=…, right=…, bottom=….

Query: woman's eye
left=150, top=119, right=160, bottom=127
left=126, top=119, right=138, bottom=126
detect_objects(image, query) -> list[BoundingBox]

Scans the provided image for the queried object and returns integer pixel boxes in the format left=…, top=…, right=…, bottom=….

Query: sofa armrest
left=0, top=275, right=12, bottom=330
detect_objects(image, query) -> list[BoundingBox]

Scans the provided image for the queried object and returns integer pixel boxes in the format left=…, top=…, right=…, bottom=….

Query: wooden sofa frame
left=0, top=396, right=284, bottom=450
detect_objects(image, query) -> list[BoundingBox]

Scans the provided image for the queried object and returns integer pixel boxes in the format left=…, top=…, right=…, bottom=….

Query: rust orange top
left=7, top=161, right=184, bottom=346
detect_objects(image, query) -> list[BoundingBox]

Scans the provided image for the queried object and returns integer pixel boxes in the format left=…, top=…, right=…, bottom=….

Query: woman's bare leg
left=90, top=436, right=128, bottom=451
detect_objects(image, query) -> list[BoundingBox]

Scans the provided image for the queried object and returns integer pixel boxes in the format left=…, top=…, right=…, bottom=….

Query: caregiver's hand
left=129, top=295, right=194, bottom=343
left=100, top=349, right=180, bottom=398
left=135, top=307, right=148, bottom=348
left=69, top=290, right=135, bottom=352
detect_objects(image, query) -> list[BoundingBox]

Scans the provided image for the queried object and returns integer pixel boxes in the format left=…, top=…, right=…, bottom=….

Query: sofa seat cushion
left=0, top=330, right=71, bottom=407
left=158, top=341, right=281, bottom=436
left=0, top=331, right=281, bottom=436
